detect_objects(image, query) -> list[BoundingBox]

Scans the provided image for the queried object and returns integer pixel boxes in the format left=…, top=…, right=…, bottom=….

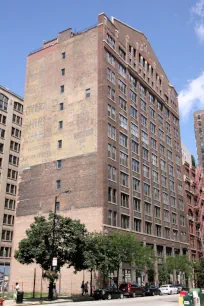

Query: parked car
left=145, top=285, right=161, bottom=296
left=119, top=283, right=146, bottom=297
left=174, top=284, right=183, bottom=293
left=159, top=284, right=178, bottom=295
left=93, top=287, right=123, bottom=300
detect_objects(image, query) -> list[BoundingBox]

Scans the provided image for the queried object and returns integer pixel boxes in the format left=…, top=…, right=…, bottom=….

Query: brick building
left=10, top=14, right=188, bottom=293
left=194, top=110, right=204, bottom=172
left=182, top=143, right=204, bottom=261
left=0, top=86, right=23, bottom=279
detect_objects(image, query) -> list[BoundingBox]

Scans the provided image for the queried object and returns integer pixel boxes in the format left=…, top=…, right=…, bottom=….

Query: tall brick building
left=194, top=110, right=204, bottom=172
left=0, top=86, right=23, bottom=279
left=10, top=14, right=188, bottom=293
left=182, top=143, right=204, bottom=261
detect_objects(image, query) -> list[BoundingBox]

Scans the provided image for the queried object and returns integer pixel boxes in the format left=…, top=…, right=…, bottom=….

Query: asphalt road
left=48, top=294, right=179, bottom=306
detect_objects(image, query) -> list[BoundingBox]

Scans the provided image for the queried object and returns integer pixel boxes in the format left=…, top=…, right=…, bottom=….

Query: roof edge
left=111, top=17, right=147, bottom=39
left=0, top=85, right=23, bottom=101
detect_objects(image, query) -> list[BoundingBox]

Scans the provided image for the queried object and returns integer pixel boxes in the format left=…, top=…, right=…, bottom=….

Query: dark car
left=93, top=287, right=123, bottom=300
left=119, top=283, right=145, bottom=297
left=145, top=285, right=161, bottom=296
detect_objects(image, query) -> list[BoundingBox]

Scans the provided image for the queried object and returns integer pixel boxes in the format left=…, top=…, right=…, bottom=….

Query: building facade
left=194, top=110, right=204, bottom=171
left=182, top=143, right=204, bottom=261
left=0, top=86, right=23, bottom=279
left=10, top=14, right=188, bottom=293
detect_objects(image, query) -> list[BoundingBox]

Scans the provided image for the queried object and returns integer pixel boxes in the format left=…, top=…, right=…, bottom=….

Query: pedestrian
left=84, top=281, right=89, bottom=295
left=14, top=283, right=20, bottom=300
left=53, top=283, right=57, bottom=299
left=81, top=281, right=85, bottom=296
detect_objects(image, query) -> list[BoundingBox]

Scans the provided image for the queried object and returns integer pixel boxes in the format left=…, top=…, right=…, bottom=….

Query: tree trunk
left=48, top=280, right=54, bottom=300
left=90, top=269, right=93, bottom=296
left=117, top=265, right=120, bottom=288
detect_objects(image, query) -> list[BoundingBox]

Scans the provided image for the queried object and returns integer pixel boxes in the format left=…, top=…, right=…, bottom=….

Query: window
left=166, top=136, right=171, bottom=146
left=119, top=114, right=128, bottom=129
left=180, top=215, right=185, bottom=227
left=107, top=68, right=115, bottom=84
left=108, top=86, right=115, bottom=101
left=164, top=107, right=169, bottom=118
left=130, top=106, right=137, bottom=119
left=167, top=150, right=172, bottom=161
left=108, top=144, right=116, bottom=160
left=56, top=202, right=60, bottom=212
left=174, top=128, right=179, bottom=138
left=11, top=127, right=20, bottom=139
left=168, top=165, right=174, bottom=176
left=129, top=74, right=137, bottom=88
left=56, top=180, right=61, bottom=190
left=145, top=222, right=152, bottom=234
left=60, top=85, right=64, bottom=93
left=9, top=154, right=19, bottom=166
left=160, top=159, right=166, bottom=171
left=120, top=151, right=128, bottom=167
left=175, top=141, right=179, bottom=151
left=152, top=171, right=159, bottom=183
left=143, top=165, right=149, bottom=178
left=166, top=122, right=171, bottom=133
left=157, top=100, right=163, bottom=111
left=120, top=172, right=128, bottom=187
left=118, top=79, right=126, bottom=94
left=108, top=124, right=116, bottom=140
left=149, top=94, right=154, bottom=104
left=178, top=184, right=183, bottom=195
left=130, top=90, right=136, bottom=103
left=1, top=230, right=13, bottom=241
left=108, top=187, right=117, bottom=203
left=142, top=131, right=148, bottom=144
left=151, top=138, right=156, bottom=149
left=107, top=33, right=115, bottom=49
left=150, top=108, right=155, bottom=119
left=132, top=140, right=139, bottom=154
left=61, top=68, right=65, bottom=76
left=155, top=225, right=161, bottom=237
left=158, top=115, right=163, bottom=126
left=6, top=184, right=17, bottom=195
left=108, top=105, right=116, bottom=120
left=14, top=101, right=23, bottom=113
left=0, top=247, right=11, bottom=258
left=172, top=213, right=177, bottom=225
left=152, top=154, right=157, bottom=166
left=0, top=94, right=8, bottom=111
left=118, top=63, right=126, bottom=78
left=108, top=210, right=112, bottom=225
left=59, top=121, right=63, bottom=129
left=107, top=51, right=115, bottom=66
left=121, top=193, right=129, bottom=208
left=153, top=188, right=159, bottom=200
left=108, top=165, right=116, bottom=181
left=141, top=100, right=146, bottom=111
left=0, top=143, right=3, bottom=153
left=179, top=200, right=184, bottom=211
left=143, top=147, right=149, bottom=160
left=150, top=122, right=156, bottom=134
left=59, top=103, right=64, bottom=110
left=57, top=160, right=62, bottom=169
left=165, top=227, right=170, bottom=239
left=161, top=175, right=167, bottom=186
left=170, top=181, right=175, bottom=192
left=144, top=183, right=150, bottom=196
left=7, top=169, right=18, bottom=180
left=134, top=219, right=141, bottom=232
left=140, top=115, right=147, bottom=127
left=131, top=123, right=138, bottom=137
left=162, top=192, right=168, bottom=204
left=58, top=140, right=62, bottom=149
left=13, top=114, right=22, bottom=126
left=86, top=88, right=91, bottom=98
left=164, top=210, right=169, bottom=221
left=170, top=196, right=176, bottom=208
left=119, top=96, right=127, bottom=111
left=62, top=52, right=66, bottom=59
left=120, top=133, right=127, bottom=147
left=121, top=215, right=129, bottom=229
left=158, top=129, right=164, bottom=140
left=0, top=114, right=6, bottom=125
left=133, top=178, right=140, bottom=192
left=132, top=159, right=139, bottom=172
left=119, top=47, right=126, bottom=60
left=133, top=198, right=140, bottom=212
left=140, top=85, right=146, bottom=98
left=160, top=144, right=165, bottom=155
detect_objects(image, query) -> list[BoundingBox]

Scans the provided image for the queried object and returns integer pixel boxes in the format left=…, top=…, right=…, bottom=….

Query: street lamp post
left=49, top=190, right=71, bottom=300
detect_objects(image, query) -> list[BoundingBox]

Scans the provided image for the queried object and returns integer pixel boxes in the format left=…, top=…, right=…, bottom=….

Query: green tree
left=15, top=213, right=87, bottom=299
left=166, top=255, right=193, bottom=282
left=196, top=258, right=204, bottom=287
left=158, top=264, right=169, bottom=284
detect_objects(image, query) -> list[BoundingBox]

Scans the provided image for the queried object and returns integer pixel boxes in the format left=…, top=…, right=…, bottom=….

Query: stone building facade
left=0, top=86, right=23, bottom=279
left=194, top=110, right=204, bottom=172
left=10, top=14, right=188, bottom=293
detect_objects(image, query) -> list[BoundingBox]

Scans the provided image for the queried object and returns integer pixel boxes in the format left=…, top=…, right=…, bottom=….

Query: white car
left=159, top=284, right=178, bottom=295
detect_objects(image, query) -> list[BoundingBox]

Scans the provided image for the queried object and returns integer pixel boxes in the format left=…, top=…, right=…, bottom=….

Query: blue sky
left=0, top=0, right=204, bottom=159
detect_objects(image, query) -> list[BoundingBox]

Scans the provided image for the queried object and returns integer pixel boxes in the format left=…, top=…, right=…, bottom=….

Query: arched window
left=0, top=94, right=8, bottom=111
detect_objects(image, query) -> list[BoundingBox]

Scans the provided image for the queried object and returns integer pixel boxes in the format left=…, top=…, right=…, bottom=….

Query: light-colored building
left=10, top=14, right=188, bottom=293
left=181, top=142, right=192, bottom=167
left=0, top=86, right=23, bottom=279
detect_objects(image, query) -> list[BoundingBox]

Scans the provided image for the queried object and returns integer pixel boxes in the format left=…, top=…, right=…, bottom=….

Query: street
left=47, top=294, right=179, bottom=306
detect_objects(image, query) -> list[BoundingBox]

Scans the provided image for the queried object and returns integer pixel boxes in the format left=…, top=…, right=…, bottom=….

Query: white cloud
left=191, top=0, right=204, bottom=42
left=178, top=71, right=204, bottom=119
